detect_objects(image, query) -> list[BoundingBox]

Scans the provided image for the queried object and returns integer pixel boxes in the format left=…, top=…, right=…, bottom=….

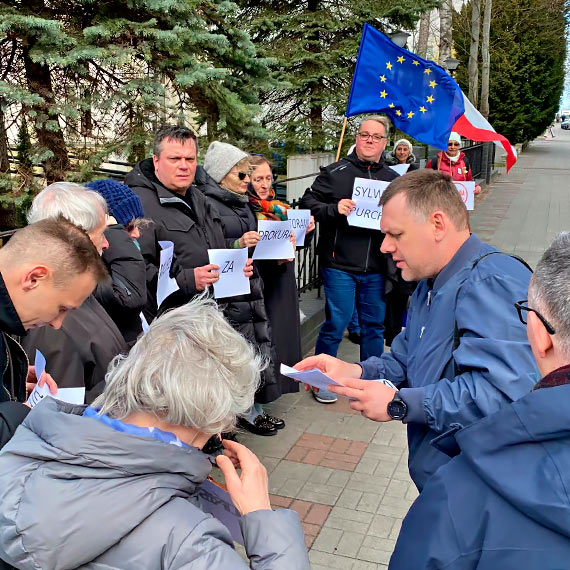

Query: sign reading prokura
left=252, top=220, right=295, bottom=260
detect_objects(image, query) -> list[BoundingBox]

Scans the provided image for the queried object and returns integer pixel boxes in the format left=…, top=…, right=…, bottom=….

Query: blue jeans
left=347, top=307, right=360, bottom=334
left=316, top=267, right=386, bottom=360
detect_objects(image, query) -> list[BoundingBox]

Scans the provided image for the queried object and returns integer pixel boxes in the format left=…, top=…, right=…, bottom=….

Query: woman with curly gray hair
left=0, top=298, right=310, bottom=570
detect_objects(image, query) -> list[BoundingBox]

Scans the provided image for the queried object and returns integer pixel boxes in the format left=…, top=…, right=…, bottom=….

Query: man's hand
left=243, top=258, right=254, bottom=279
left=328, top=378, right=396, bottom=422
left=216, top=440, right=272, bottom=516
left=338, top=199, right=356, bottom=216
left=294, top=354, right=362, bottom=392
left=474, top=184, right=482, bottom=195
left=194, top=264, right=220, bottom=291
left=239, top=231, right=261, bottom=248
left=307, top=215, right=316, bottom=234
left=26, top=366, right=57, bottom=398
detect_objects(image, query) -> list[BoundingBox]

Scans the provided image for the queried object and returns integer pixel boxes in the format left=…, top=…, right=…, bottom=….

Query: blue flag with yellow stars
left=346, top=24, right=465, bottom=150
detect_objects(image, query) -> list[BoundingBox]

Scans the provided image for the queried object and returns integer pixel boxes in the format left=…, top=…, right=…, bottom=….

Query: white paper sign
left=454, top=181, right=475, bottom=211
left=388, top=164, right=410, bottom=176
left=27, top=350, right=86, bottom=407
left=280, top=364, right=343, bottom=392
left=207, top=248, right=250, bottom=299
left=286, top=209, right=311, bottom=247
left=347, top=178, right=389, bottom=230
left=252, top=220, right=295, bottom=260
left=157, top=240, right=180, bottom=307
left=140, top=312, right=150, bottom=334
left=198, top=479, right=244, bottom=545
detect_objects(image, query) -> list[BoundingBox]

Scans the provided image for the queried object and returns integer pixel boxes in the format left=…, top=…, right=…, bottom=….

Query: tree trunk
left=0, top=107, right=9, bottom=173
left=468, top=0, right=481, bottom=107
left=416, top=11, right=431, bottom=58
left=439, top=0, right=453, bottom=64
left=22, top=47, right=71, bottom=183
left=480, top=0, right=492, bottom=118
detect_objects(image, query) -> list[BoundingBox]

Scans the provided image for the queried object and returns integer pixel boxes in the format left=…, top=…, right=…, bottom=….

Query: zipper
left=332, top=228, right=338, bottom=259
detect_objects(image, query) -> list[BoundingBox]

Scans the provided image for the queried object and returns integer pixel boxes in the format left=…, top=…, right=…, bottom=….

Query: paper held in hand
left=454, top=181, right=475, bottom=211
left=157, top=240, right=180, bottom=307
left=280, top=364, right=343, bottom=392
left=252, top=220, right=295, bottom=260
left=286, top=209, right=311, bottom=246
left=388, top=163, right=410, bottom=176
left=347, top=178, right=390, bottom=230
left=207, top=248, right=250, bottom=299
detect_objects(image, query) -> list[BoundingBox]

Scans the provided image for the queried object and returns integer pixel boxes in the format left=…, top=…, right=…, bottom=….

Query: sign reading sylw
left=347, top=178, right=390, bottom=230
left=252, top=220, right=295, bottom=260
left=454, top=181, right=475, bottom=211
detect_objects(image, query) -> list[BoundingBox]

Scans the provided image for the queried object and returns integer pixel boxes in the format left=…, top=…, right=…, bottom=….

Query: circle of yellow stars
left=378, top=55, right=439, bottom=119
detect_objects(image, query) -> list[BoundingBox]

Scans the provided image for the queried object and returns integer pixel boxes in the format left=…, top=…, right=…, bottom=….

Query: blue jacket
left=389, top=382, right=570, bottom=569
left=360, top=234, right=537, bottom=489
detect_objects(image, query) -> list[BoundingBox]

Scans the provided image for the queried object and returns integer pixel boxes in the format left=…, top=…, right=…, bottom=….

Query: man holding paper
left=296, top=170, right=536, bottom=490
left=299, top=115, right=397, bottom=403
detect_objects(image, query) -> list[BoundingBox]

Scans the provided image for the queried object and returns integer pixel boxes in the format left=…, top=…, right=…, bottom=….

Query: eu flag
left=346, top=24, right=465, bottom=150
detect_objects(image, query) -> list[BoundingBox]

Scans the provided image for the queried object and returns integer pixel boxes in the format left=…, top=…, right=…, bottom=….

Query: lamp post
left=443, top=56, right=460, bottom=76
left=389, top=30, right=411, bottom=48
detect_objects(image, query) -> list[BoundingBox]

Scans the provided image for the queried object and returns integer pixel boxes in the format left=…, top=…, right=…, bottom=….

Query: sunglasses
left=237, top=171, right=251, bottom=181
left=448, top=142, right=460, bottom=147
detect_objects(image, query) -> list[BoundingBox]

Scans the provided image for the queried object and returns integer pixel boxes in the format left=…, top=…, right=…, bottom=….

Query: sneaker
left=311, top=387, right=338, bottom=404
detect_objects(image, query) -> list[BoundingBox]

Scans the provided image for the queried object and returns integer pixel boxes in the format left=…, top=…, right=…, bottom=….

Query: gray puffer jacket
left=0, top=398, right=310, bottom=570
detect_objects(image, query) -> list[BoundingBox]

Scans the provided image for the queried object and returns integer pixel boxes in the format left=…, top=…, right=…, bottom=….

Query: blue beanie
left=86, top=179, right=144, bottom=227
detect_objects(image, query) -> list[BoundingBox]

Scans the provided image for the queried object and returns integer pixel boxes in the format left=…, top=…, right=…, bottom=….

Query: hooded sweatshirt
left=0, top=398, right=309, bottom=570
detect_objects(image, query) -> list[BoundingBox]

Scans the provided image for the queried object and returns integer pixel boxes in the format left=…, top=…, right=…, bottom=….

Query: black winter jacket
left=94, top=225, right=146, bottom=346
left=197, top=169, right=279, bottom=403
left=0, top=273, right=30, bottom=449
left=299, top=152, right=398, bottom=274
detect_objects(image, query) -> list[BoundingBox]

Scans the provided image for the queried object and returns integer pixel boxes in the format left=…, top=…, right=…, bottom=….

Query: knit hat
left=448, top=132, right=462, bottom=144
left=203, top=141, right=248, bottom=183
left=393, top=138, right=413, bottom=152
left=86, top=179, right=144, bottom=227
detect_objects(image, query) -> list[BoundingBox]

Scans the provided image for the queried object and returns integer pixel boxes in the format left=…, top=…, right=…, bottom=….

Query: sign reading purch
left=347, top=177, right=390, bottom=230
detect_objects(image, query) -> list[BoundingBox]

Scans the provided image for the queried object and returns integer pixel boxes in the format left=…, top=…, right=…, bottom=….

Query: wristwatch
left=387, top=391, right=408, bottom=421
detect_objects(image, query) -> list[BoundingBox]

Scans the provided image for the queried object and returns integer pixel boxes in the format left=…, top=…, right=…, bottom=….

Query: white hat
left=448, top=132, right=462, bottom=144
left=203, top=141, right=248, bottom=183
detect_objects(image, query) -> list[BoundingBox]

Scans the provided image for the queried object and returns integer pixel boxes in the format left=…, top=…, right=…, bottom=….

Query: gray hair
left=359, top=115, right=390, bottom=137
left=28, top=182, right=108, bottom=232
left=93, top=297, right=264, bottom=434
left=529, top=232, right=570, bottom=357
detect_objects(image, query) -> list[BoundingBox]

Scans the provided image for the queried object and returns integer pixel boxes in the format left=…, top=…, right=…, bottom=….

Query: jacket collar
left=344, top=151, right=387, bottom=170
left=533, top=364, right=570, bottom=390
left=432, top=233, right=482, bottom=291
left=0, top=273, right=26, bottom=336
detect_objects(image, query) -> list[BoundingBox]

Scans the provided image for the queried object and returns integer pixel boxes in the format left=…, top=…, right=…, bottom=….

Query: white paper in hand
left=286, top=209, right=311, bottom=246
left=280, top=364, right=342, bottom=392
left=157, top=240, right=180, bottom=307
left=347, top=178, right=389, bottom=230
left=207, top=248, right=250, bottom=299
left=252, top=220, right=295, bottom=260
left=388, top=163, right=410, bottom=176
left=454, top=181, right=475, bottom=210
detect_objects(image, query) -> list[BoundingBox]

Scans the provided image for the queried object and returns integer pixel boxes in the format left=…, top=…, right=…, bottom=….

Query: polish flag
left=453, top=93, right=518, bottom=172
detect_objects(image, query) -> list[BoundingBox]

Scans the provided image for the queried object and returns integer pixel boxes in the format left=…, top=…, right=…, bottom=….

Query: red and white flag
left=453, top=93, right=518, bottom=172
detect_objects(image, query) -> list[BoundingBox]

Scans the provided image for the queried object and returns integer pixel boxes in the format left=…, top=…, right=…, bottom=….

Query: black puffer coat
left=196, top=168, right=279, bottom=404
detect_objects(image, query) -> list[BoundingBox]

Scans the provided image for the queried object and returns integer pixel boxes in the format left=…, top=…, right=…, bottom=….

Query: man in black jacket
left=300, top=115, right=398, bottom=403
left=0, top=218, right=106, bottom=448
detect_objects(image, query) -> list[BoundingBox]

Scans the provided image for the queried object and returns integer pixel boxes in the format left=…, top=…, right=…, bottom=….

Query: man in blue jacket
left=389, top=232, right=570, bottom=569
left=296, top=170, right=537, bottom=490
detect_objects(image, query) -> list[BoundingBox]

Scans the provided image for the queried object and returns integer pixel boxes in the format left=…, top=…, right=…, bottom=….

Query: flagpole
left=335, top=116, right=348, bottom=161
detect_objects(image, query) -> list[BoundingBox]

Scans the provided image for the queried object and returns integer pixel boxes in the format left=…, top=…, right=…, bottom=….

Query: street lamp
left=443, top=57, right=460, bottom=75
left=389, top=30, right=411, bottom=48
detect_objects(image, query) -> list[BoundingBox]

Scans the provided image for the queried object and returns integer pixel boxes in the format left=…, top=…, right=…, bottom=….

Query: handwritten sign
left=388, top=164, right=410, bottom=176
left=454, top=181, right=475, bottom=211
left=252, top=220, right=295, bottom=260
left=198, top=478, right=244, bottom=545
left=287, top=209, right=311, bottom=247
left=207, top=248, right=250, bottom=299
left=347, top=178, right=390, bottom=230
left=157, top=240, right=180, bottom=307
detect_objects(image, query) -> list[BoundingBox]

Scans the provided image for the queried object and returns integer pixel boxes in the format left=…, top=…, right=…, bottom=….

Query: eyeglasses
left=514, top=299, right=556, bottom=334
left=357, top=132, right=386, bottom=143
left=236, top=171, right=251, bottom=181
left=448, top=142, right=461, bottom=147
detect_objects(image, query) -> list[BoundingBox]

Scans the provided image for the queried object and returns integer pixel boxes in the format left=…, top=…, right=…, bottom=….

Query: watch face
left=388, top=399, right=407, bottom=420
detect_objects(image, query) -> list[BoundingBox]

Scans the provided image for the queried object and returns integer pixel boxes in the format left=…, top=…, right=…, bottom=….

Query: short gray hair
left=28, top=182, right=108, bottom=232
left=529, top=232, right=570, bottom=357
left=359, top=115, right=390, bottom=137
left=93, top=297, right=264, bottom=434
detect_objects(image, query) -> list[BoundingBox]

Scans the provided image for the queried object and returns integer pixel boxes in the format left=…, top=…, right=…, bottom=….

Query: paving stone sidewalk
left=238, top=130, right=570, bottom=569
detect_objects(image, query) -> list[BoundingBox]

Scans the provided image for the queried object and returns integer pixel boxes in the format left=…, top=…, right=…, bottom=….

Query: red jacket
left=426, top=151, right=473, bottom=182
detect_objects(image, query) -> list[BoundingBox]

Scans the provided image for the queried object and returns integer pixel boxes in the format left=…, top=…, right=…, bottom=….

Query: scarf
left=219, top=185, right=249, bottom=203
left=444, top=151, right=461, bottom=163
left=247, top=188, right=290, bottom=221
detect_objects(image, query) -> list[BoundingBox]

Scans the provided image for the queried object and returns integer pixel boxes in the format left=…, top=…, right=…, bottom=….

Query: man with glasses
left=389, top=233, right=570, bottom=570
left=296, top=170, right=536, bottom=489
left=299, top=116, right=398, bottom=403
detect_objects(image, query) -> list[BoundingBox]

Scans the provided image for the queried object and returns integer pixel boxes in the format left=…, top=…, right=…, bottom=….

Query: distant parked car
left=562, top=120, right=570, bottom=130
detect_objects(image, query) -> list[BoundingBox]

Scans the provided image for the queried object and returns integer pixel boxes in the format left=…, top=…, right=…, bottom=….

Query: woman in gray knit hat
left=194, top=141, right=285, bottom=437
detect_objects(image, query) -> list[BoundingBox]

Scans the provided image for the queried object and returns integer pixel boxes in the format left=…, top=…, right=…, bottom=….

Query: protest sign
left=157, top=240, right=180, bottom=307
left=252, top=220, right=295, bottom=260
left=347, top=177, right=390, bottom=230
left=454, top=181, right=475, bottom=211
left=198, top=478, right=244, bottom=545
left=388, top=163, right=410, bottom=176
left=207, top=248, right=250, bottom=299
left=286, top=209, right=311, bottom=246
left=27, top=350, right=86, bottom=407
